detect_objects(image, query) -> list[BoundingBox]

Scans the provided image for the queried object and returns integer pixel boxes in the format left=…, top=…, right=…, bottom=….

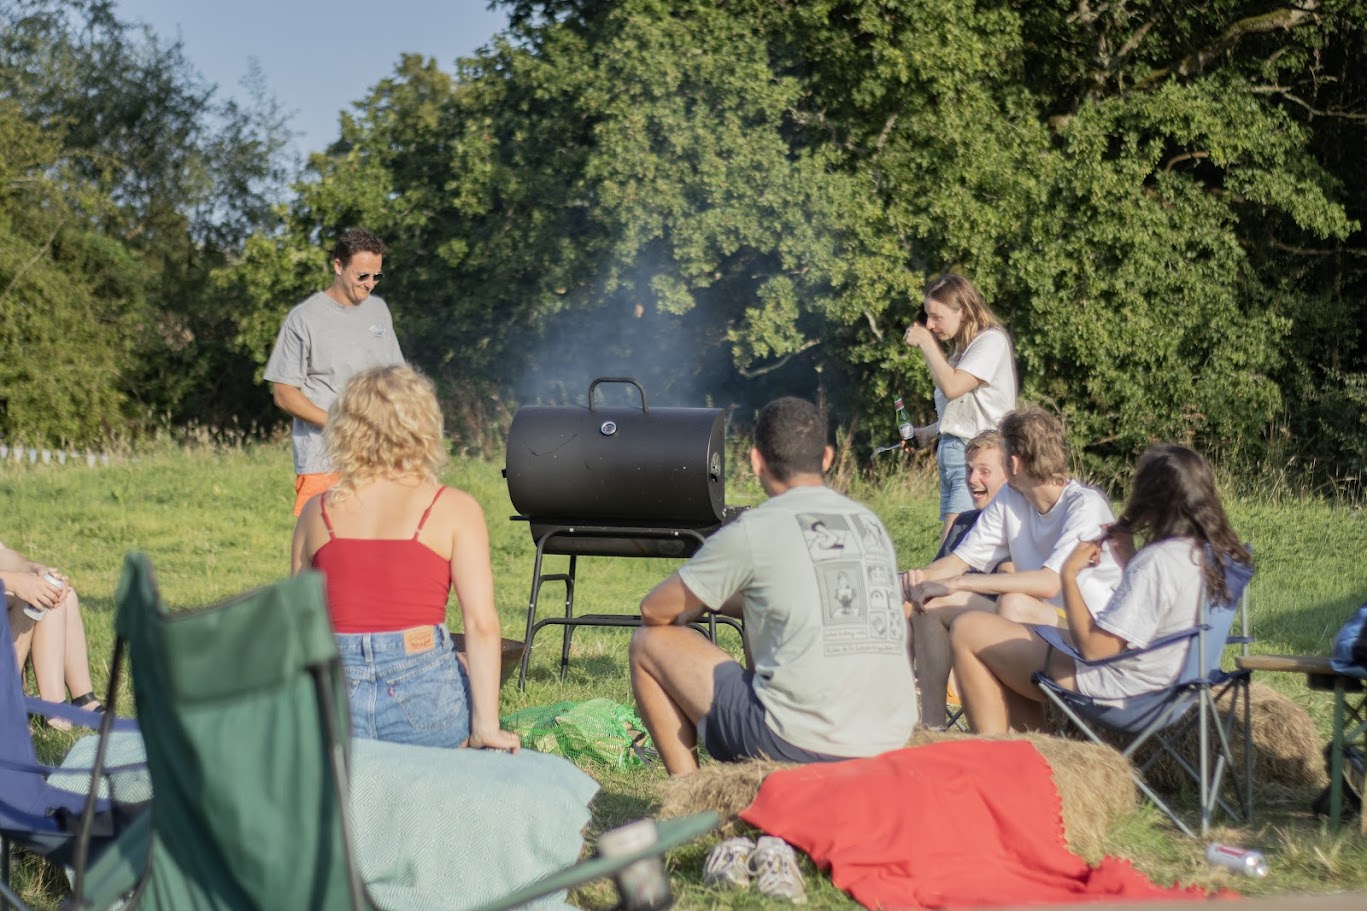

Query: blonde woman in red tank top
left=290, top=365, right=519, bottom=751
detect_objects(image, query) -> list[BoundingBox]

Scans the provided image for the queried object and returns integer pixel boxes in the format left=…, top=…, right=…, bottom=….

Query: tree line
left=2, top=0, right=1363, bottom=490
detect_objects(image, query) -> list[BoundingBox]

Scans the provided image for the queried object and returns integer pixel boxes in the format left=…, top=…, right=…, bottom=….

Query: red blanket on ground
left=739, top=740, right=1230, bottom=910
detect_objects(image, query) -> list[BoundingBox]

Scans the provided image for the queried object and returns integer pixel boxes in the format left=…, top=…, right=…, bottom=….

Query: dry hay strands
left=657, top=731, right=1135, bottom=858
left=1121, top=681, right=1327, bottom=802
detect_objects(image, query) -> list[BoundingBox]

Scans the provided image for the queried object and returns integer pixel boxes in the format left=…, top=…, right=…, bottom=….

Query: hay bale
left=1127, top=681, right=1326, bottom=800
left=657, top=731, right=1134, bottom=858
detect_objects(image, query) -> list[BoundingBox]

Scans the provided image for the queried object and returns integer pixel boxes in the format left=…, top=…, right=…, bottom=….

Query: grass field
left=3, top=441, right=1366, bottom=908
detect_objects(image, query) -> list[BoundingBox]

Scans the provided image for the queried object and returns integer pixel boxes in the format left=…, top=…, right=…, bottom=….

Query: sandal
left=70, top=692, right=106, bottom=713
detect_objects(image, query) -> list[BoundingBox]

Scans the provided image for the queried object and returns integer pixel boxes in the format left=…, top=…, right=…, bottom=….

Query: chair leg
left=311, top=665, right=369, bottom=911
left=1243, top=674, right=1254, bottom=824
left=0, top=838, right=32, bottom=911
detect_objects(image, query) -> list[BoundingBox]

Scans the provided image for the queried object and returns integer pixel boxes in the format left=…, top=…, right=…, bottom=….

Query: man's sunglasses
left=354, top=271, right=384, bottom=283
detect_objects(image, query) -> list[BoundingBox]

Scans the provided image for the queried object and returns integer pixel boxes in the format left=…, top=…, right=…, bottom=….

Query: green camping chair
left=66, top=552, right=367, bottom=911
left=62, top=554, right=714, bottom=911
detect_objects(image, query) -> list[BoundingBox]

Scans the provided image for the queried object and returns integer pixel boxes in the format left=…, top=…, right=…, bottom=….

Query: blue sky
left=114, top=0, right=510, bottom=158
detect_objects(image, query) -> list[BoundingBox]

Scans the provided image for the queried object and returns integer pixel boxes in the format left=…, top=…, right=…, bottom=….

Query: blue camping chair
left=1031, top=553, right=1256, bottom=837
left=0, top=584, right=146, bottom=911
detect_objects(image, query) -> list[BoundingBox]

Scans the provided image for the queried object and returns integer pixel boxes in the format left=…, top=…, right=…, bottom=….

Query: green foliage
left=0, top=0, right=297, bottom=438
left=207, top=0, right=1365, bottom=483
left=3, top=0, right=1364, bottom=481
left=0, top=97, right=146, bottom=444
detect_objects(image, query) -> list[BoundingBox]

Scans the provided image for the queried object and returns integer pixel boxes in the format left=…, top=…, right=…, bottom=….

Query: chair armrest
left=1028, top=623, right=1202, bottom=669
left=25, top=695, right=139, bottom=733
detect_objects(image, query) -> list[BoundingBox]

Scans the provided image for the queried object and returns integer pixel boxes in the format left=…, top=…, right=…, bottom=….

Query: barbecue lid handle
left=588, top=377, right=649, bottom=414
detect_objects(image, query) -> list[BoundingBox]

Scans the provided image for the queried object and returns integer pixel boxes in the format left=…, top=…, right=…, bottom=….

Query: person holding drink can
left=902, top=274, right=1017, bottom=546
left=3, top=540, right=105, bottom=725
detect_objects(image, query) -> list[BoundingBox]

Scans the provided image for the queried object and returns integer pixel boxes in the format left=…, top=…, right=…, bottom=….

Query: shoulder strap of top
left=413, top=486, right=447, bottom=539
left=320, top=491, right=337, bottom=539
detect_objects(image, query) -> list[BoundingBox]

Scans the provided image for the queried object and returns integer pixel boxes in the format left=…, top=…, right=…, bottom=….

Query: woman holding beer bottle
left=902, top=274, right=1016, bottom=544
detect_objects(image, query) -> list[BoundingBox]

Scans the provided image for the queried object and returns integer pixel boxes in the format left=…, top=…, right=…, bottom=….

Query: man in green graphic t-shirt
left=630, top=396, right=918, bottom=777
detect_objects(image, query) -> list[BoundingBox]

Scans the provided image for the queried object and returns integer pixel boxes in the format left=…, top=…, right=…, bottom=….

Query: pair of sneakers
left=703, top=835, right=807, bottom=904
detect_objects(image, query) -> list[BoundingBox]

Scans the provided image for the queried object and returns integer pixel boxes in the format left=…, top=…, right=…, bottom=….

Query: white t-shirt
left=953, top=480, right=1123, bottom=612
left=1073, top=538, right=1206, bottom=703
left=934, top=327, right=1016, bottom=439
left=678, top=485, right=918, bottom=757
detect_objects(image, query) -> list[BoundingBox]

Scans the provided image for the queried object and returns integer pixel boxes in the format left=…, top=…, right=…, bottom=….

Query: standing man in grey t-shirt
left=264, top=228, right=405, bottom=515
left=630, top=396, right=918, bottom=777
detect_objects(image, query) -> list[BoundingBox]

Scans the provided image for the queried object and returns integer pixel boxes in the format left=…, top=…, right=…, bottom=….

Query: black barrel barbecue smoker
left=504, top=377, right=744, bottom=688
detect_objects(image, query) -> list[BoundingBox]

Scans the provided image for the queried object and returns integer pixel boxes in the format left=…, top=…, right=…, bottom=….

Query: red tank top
left=311, top=486, right=453, bottom=633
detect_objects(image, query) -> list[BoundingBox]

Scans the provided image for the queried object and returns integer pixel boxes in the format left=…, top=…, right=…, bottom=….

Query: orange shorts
left=293, top=472, right=340, bottom=516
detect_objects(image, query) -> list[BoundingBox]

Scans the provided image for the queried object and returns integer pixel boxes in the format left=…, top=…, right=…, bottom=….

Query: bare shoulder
left=431, top=486, right=488, bottom=526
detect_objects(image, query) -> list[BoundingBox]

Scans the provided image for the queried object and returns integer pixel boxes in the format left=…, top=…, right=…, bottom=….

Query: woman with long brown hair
left=903, top=274, right=1017, bottom=544
left=949, top=443, right=1251, bottom=734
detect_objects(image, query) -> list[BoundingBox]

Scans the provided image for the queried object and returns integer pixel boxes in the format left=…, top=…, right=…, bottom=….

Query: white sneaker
left=703, top=836, right=756, bottom=889
left=749, top=836, right=807, bottom=904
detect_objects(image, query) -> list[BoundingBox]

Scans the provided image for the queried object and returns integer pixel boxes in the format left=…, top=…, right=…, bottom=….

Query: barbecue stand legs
left=516, top=525, right=744, bottom=690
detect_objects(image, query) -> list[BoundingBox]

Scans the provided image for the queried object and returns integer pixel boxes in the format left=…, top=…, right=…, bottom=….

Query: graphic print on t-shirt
left=798, top=512, right=904, bottom=656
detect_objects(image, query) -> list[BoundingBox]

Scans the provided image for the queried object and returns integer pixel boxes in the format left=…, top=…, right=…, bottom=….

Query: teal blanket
left=53, top=734, right=599, bottom=911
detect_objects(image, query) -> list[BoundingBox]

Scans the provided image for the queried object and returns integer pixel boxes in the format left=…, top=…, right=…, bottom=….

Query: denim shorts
left=335, top=625, right=472, bottom=749
left=937, top=434, right=975, bottom=518
left=700, top=663, right=845, bottom=764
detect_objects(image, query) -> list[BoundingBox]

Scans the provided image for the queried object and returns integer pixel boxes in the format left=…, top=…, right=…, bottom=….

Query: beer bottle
left=894, top=398, right=916, bottom=446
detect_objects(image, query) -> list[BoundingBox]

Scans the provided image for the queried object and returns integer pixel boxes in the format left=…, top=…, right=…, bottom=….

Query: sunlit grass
left=3, top=444, right=1366, bottom=908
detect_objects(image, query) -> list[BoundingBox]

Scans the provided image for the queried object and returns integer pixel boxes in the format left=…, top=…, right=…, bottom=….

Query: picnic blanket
left=51, top=733, right=598, bottom=911
left=740, top=739, right=1231, bottom=910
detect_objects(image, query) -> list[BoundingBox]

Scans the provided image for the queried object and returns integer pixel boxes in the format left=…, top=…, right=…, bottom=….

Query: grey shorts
left=700, top=662, right=846, bottom=764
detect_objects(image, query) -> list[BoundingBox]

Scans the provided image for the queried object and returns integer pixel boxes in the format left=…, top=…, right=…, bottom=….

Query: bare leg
left=28, top=596, right=69, bottom=702
left=9, top=603, right=35, bottom=684
left=27, top=587, right=96, bottom=705
left=997, top=591, right=1064, bottom=626
left=952, top=611, right=1076, bottom=734
left=910, top=592, right=995, bottom=728
left=629, top=625, right=733, bottom=776
left=59, top=589, right=96, bottom=701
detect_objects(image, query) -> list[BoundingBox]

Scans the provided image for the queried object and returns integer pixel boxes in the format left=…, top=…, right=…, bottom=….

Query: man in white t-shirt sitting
left=900, top=407, right=1122, bottom=728
left=630, top=397, right=918, bottom=776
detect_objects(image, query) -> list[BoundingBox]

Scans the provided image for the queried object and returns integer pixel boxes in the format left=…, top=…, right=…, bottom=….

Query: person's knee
left=629, top=624, right=677, bottom=672
left=628, top=625, right=654, bottom=666
left=996, top=592, right=1055, bottom=625
left=949, top=610, right=997, bottom=655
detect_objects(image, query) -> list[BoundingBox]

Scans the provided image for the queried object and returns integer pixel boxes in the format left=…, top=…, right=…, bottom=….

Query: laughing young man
left=901, top=407, right=1123, bottom=727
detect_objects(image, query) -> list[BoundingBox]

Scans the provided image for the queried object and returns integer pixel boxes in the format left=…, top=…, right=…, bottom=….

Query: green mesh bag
left=500, top=698, right=655, bottom=769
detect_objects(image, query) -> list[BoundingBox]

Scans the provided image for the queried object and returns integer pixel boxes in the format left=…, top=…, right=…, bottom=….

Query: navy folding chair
left=1031, top=553, right=1256, bottom=837
left=1, top=586, right=145, bottom=911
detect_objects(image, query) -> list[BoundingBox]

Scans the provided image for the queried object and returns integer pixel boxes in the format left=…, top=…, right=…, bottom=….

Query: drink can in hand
left=22, top=573, right=63, bottom=622
left=1205, top=843, right=1268, bottom=877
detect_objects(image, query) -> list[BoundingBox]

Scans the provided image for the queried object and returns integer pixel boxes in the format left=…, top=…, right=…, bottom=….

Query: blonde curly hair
left=324, top=365, right=448, bottom=503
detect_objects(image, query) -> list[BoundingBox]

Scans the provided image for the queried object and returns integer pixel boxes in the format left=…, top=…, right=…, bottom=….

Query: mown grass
left=2, top=443, right=1366, bottom=909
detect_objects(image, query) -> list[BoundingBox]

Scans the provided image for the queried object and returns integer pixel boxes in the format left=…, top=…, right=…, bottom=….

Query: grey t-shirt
left=679, top=485, right=918, bottom=757
left=263, top=292, right=404, bottom=474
